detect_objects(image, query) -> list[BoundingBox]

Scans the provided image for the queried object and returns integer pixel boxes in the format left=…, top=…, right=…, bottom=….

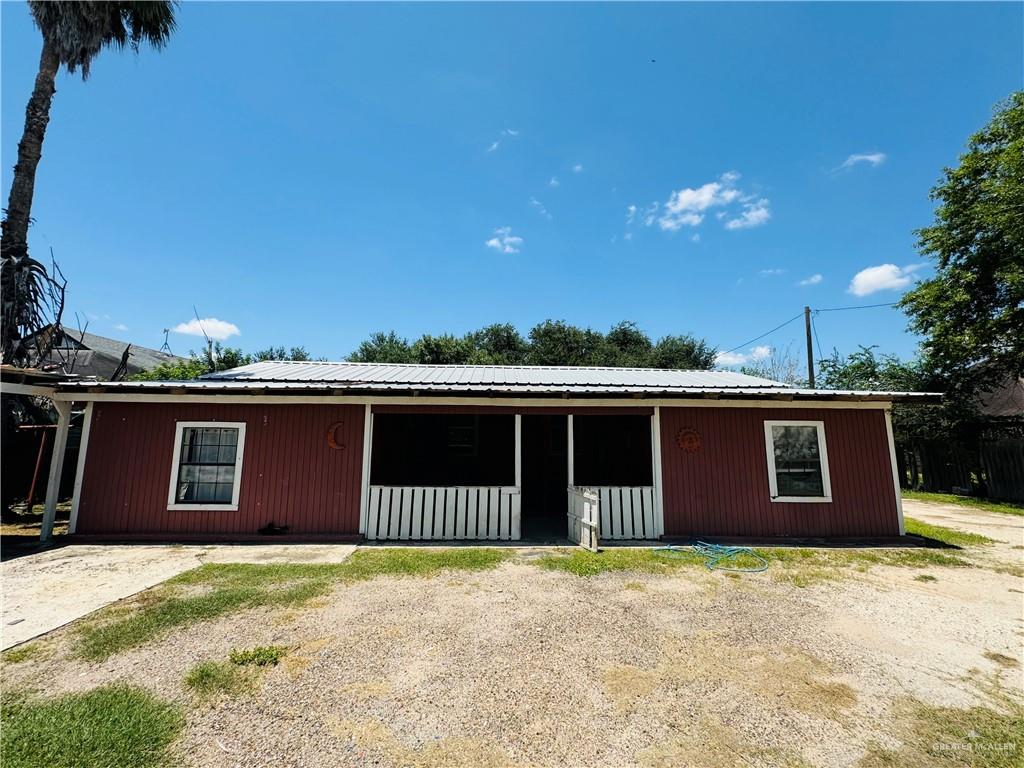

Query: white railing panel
left=366, top=486, right=521, bottom=541
left=592, top=487, right=655, bottom=539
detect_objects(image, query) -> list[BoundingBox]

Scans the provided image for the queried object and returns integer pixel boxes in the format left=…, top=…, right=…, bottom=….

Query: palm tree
left=1, top=1, right=177, bottom=364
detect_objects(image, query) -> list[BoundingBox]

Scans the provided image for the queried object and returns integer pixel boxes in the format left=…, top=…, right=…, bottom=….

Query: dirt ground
left=3, top=506, right=1022, bottom=768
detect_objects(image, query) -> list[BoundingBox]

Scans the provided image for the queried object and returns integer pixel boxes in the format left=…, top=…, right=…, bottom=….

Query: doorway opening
left=520, top=414, right=567, bottom=539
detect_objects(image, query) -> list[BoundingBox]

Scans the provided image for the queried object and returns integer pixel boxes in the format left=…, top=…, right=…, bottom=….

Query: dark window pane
left=771, top=425, right=825, bottom=497
left=175, top=425, right=241, bottom=504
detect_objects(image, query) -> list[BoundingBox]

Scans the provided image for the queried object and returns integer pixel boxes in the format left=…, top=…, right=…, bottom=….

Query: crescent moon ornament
left=327, top=422, right=345, bottom=450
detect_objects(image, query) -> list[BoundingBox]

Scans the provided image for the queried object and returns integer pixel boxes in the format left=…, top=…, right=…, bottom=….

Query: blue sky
left=2, top=2, right=1021, bottom=365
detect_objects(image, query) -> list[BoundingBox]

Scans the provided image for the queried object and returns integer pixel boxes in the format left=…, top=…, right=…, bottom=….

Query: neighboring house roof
left=28, top=326, right=182, bottom=380
left=978, top=375, right=1024, bottom=419
left=50, top=360, right=940, bottom=402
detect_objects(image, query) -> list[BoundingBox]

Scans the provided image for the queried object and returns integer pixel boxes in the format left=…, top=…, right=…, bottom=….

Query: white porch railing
left=591, top=486, right=657, bottom=539
left=365, top=486, right=521, bottom=541
left=567, top=486, right=600, bottom=551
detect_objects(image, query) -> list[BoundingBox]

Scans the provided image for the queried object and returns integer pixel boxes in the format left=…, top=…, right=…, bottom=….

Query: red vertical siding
left=659, top=407, right=899, bottom=537
left=76, top=403, right=365, bottom=536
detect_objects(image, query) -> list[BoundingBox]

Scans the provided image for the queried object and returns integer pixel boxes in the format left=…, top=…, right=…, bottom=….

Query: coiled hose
left=653, top=541, right=769, bottom=573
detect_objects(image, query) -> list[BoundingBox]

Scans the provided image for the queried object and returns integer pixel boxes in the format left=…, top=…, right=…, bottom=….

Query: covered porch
left=360, top=406, right=664, bottom=542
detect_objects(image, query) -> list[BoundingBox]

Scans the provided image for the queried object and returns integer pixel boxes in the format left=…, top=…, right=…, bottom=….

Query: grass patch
left=230, top=645, right=288, bottom=666
left=338, top=547, right=511, bottom=579
left=76, top=549, right=510, bottom=661
left=861, top=697, right=1023, bottom=768
left=1, top=643, right=44, bottom=665
left=1, top=685, right=182, bottom=768
left=535, top=547, right=704, bottom=577
left=903, top=490, right=1024, bottom=517
left=904, top=517, right=994, bottom=547
left=534, top=545, right=970, bottom=586
left=914, top=574, right=938, bottom=583
left=183, top=660, right=253, bottom=697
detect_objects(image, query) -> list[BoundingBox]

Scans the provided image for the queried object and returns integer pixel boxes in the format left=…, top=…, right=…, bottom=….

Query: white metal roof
left=41, top=361, right=939, bottom=401
left=200, top=361, right=784, bottom=389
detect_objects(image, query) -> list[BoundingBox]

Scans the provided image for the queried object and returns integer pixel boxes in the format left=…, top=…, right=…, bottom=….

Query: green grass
left=229, top=645, right=288, bottom=666
left=914, top=574, right=938, bottom=583
left=183, top=660, right=253, bottom=697
left=861, top=698, right=1024, bottom=768
left=536, top=547, right=704, bottom=576
left=904, top=517, right=994, bottom=547
left=903, top=490, right=1024, bottom=517
left=0, top=685, right=182, bottom=768
left=1, top=643, right=44, bottom=665
left=76, top=549, right=511, bottom=661
left=534, top=545, right=971, bottom=586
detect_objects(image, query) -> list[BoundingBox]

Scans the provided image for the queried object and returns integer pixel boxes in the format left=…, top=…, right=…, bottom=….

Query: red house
left=11, top=362, right=935, bottom=544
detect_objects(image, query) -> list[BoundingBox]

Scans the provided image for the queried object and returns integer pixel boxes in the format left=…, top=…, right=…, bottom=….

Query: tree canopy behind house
left=899, top=91, right=1024, bottom=395
left=348, top=321, right=717, bottom=370
left=130, top=344, right=313, bottom=381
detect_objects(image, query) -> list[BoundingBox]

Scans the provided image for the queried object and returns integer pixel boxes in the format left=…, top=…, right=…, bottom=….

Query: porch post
left=884, top=408, right=905, bottom=536
left=652, top=407, right=665, bottom=538
left=359, top=404, right=373, bottom=535
left=40, top=400, right=72, bottom=543
left=566, top=414, right=574, bottom=488
left=68, top=402, right=95, bottom=534
left=514, top=414, right=522, bottom=490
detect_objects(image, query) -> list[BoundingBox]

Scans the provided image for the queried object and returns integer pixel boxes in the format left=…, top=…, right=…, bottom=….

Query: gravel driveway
left=1, top=543, right=355, bottom=649
left=2, top=506, right=1021, bottom=767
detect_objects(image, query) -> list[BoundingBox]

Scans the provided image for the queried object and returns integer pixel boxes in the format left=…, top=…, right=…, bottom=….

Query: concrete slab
left=0, top=543, right=356, bottom=650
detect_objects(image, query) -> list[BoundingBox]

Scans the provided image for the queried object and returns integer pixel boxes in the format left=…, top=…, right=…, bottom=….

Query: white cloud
left=549, top=176, right=560, bottom=187
left=487, top=140, right=500, bottom=152
left=529, top=197, right=552, bottom=220
left=572, top=163, right=584, bottom=173
left=647, top=171, right=770, bottom=233
left=691, top=233, right=700, bottom=243
left=847, top=263, right=923, bottom=296
left=171, top=317, right=240, bottom=341
left=715, top=345, right=772, bottom=367
left=799, top=274, right=824, bottom=286
left=623, top=232, right=633, bottom=241
left=485, top=226, right=523, bottom=254
left=502, top=128, right=519, bottom=136
left=759, top=268, right=785, bottom=277
left=725, top=198, right=771, bottom=230
left=838, top=152, right=886, bottom=171
left=113, top=323, right=128, bottom=331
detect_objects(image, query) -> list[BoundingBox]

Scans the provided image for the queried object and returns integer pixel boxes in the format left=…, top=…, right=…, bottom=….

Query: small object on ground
left=258, top=521, right=289, bottom=536
left=653, top=542, right=769, bottom=573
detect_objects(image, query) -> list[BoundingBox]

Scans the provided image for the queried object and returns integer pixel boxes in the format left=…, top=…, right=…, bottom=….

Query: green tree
left=253, top=345, right=311, bottom=362
left=348, top=331, right=415, bottom=363
left=899, top=92, right=1024, bottom=395
left=465, top=323, right=528, bottom=365
left=649, top=334, right=717, bottom=370
left=412, top=334, right=475, bottom=364
left=130, top=343, right=310, bottom=381
left=526, top=320, right=606, bottom=366
left=2, top=2, right=177, bottom=364
left=603, top=321, right=653, bottom=367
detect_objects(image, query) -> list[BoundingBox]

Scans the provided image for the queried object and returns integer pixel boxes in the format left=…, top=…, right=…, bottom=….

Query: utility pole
left=804, top=306, right=815, bottom=388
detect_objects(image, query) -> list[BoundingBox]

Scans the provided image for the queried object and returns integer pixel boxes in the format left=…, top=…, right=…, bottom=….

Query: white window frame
left=167, top=421, right=246, bottom=511
left=763, top=420, right=832, bottom=503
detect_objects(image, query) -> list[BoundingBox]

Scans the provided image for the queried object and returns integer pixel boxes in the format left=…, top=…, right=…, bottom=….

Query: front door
left=520, top=415, right=568, bottom=539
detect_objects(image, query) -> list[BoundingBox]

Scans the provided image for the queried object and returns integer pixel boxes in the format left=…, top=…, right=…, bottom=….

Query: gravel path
left=5, top=540, right=1021, bottom=768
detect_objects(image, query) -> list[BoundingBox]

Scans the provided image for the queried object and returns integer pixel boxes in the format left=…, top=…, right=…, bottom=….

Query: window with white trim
left=168, top=422, right=246, bottom=510
left=763, top=420, right=832, bottom=502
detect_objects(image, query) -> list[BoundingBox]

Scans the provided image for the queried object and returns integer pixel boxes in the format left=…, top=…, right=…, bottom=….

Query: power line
left=816, top=302, right=897, bottom=313
left=722, top=312, right=803, bottom=355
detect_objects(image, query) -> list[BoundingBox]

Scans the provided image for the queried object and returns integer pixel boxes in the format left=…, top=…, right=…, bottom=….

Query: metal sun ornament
left=676, top=427, right=702, bottom=453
